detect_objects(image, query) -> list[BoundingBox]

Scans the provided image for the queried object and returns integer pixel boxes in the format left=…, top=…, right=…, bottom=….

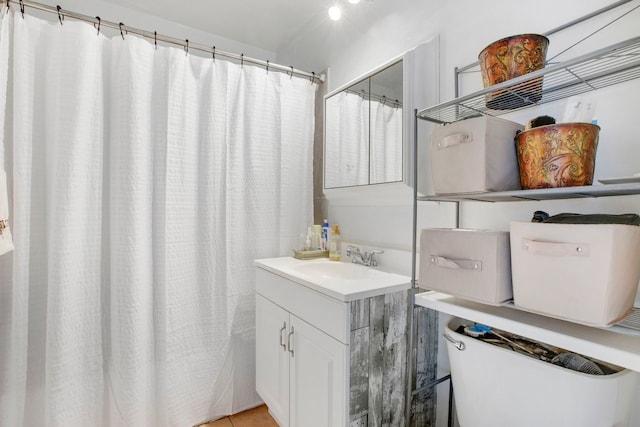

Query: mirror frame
left=322, top=37, right=440, bottom=204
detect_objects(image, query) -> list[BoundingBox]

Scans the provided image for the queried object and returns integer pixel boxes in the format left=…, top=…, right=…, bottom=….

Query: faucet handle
left=346, top=245, right=360, bottom=257
left=368, top=249, right=384, bottom=267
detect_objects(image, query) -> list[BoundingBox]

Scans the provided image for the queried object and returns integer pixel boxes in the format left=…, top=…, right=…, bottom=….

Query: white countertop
left=416, top=291, right=640, bottom=372
left=254, top=257, right=411, bottom=302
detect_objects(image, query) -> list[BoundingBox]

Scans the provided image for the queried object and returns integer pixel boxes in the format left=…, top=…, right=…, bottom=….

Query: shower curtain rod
left=2, top=0, right=325, bottom=83
left=346, top=88, right=402, bottom=107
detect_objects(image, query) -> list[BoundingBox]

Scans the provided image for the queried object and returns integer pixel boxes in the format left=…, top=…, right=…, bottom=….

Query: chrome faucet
left=346, top=245, right=384, bottom=267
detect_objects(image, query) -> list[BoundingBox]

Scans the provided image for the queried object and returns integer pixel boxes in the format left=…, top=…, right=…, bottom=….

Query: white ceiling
left=103, top=0, right=336, bottom=52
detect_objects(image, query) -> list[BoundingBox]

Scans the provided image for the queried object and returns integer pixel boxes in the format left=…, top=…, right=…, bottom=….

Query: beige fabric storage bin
left=419, top=228, right=512, bottom=305
left=430, top=116, right=523, bottom=195
left=510, top=221, right=640, bottom=326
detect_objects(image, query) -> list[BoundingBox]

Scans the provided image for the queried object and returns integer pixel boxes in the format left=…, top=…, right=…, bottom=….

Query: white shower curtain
left=370, top=99, right=402, bottom=184
left=0, top=9, right=314, bottom=427
left=324, top=91, right=402, bottom=187
left=324, top=91, right=369, bottom=187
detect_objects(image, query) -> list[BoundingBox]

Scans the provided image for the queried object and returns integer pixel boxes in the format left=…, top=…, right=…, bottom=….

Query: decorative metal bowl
left=515, top=123, right=600, bottom=189
left=479, top=34, right=549, bottom=110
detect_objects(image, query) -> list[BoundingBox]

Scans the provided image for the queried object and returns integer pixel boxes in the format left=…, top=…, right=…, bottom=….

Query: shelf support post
left=405, top=109, right=420, bottom=426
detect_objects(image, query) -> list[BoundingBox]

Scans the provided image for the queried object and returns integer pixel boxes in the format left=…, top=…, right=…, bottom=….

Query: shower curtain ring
left=19, top=0, right=24, bottom=18
left=311, top=72, right=315, bottom=84
left=95, top=16, right=101, bottom=35
left=119, top=22, right=125, bottom=40
left=240, top=53, right=244, bottom=68
left=154, top=31, right=157, bottom=49
left=212, top=46, right=215, bottom=61
left=184, top=39, right=189, bottom=55
left=6, top=0, right=9, bottom=13
left=266, top=60, right=269, bottom=73
left=56, top=5, right=63, bottom=25
left=289, top=66, right=293, bottom=79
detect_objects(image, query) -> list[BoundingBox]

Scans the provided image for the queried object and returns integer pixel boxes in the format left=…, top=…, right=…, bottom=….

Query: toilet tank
left=444, top=317, right=639, bottom=427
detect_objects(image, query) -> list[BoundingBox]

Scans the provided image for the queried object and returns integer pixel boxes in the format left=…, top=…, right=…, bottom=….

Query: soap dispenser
left=329, top=224, right=341, bottom=261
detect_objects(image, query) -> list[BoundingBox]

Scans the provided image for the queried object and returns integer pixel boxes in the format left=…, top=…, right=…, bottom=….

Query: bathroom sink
left=291, top=260, right=394, bottom=281
left=255, top=257, right=411, bottom=301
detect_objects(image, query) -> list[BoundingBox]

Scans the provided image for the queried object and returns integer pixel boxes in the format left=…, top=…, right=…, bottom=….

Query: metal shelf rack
left=417, top=35, right=640, bottom=124
left=405, top=3, right=640, bottom=426
left=418, top=182, right=640, bottom=203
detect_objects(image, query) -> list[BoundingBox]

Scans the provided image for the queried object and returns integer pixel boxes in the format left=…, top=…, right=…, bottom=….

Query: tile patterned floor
left=198, top=405, right=278, bottom=427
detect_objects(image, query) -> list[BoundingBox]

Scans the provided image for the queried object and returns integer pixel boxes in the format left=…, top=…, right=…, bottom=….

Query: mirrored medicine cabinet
left=324, top=60, right=404, bottom=188
left=323, top=38, right=439, bottom=201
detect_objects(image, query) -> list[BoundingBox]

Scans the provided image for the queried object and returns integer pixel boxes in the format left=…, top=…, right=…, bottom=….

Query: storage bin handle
left=436, top=132, right=472, bottom=150
left=443, top=333, right=465, bottom=351
left=521, top=238, right=590, bottom=257
left=430, top=255, right=482, bottom=272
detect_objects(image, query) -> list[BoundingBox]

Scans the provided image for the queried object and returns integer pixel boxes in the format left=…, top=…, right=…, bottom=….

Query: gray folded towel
left=531, top=211, right=640, bottom=226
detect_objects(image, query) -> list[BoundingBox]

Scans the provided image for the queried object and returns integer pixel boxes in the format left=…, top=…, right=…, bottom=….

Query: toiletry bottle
left=298, top=232, right=307, bottom=251
left=322, top=219, right=329, bottom=251
left=329, top=224, right=341, bottom=261
left=312, top=224, right=322, bottom=250
left=305, top=226, right=313, bottom=251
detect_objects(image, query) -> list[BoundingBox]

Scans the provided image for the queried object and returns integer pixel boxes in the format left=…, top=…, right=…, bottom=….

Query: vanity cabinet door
left=289, top=314, right=347, bottom=427
left=256, top=294, right=290, bottom=427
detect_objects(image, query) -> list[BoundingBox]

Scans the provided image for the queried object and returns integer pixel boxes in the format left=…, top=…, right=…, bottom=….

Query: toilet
left=444, top=317, right=639, bottom=427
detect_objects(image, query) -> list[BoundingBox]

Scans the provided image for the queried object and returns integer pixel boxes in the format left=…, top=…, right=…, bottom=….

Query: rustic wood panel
left=368, top=295, right=385, bottom=427
left=381, top=291, right=408, bottom=427
left=411, top=306, right=439, bottom=427
left=350, top=415, right=368, bottom=427
left=350, top=298, right=370, bottom=331
left=350, top=327, right=370, bottom=422
left=348, top=290, right=436, bottom=427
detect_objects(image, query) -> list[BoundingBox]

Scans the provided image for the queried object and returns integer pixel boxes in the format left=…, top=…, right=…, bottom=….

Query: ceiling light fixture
left=328, top=5, right=342, bottom=21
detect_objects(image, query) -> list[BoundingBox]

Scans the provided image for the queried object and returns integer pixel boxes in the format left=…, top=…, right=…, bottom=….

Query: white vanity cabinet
left=255, top=266, right=348, bottom=427
left=255, top=294, right=290, bottom=426
left=254, top=257, right=414, bottom=427
left=288, top=311, right=347, bottom=427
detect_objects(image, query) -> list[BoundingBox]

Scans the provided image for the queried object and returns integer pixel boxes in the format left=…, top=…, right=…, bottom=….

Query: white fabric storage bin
left=445, top=317, right=640, bottom=427
left=419, top=228, right=512, bottom=305
left=430, top=116, right=523, bottom=195
left=510, top=221, right=640, bottom=326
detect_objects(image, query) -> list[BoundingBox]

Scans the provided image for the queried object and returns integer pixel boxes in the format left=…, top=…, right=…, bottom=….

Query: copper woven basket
left=515, top=123, right=600, bottom=189
left=479, top=34, right=549, bottom=110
